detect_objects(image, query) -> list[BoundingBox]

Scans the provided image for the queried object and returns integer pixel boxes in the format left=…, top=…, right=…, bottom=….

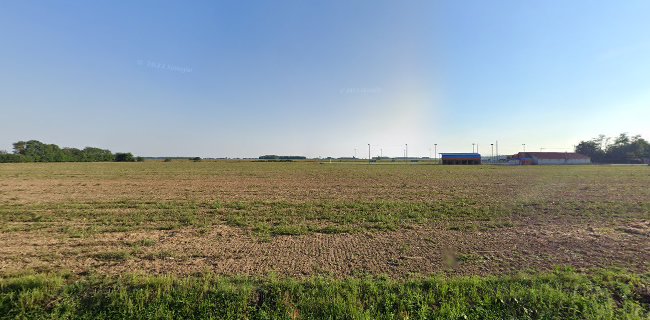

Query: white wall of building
left=533, top=158, right=591, bottom=165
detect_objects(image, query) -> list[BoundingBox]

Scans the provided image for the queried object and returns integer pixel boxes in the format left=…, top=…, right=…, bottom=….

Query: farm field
left=1, top=161, right=649, bottom=318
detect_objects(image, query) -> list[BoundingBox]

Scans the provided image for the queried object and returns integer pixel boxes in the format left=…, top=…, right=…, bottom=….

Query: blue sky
left=1, top=0, right=649, bottom=158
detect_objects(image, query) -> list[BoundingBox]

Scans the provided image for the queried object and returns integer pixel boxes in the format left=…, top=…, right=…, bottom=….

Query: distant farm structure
left=440, top=153, right=481, bottom=165
left=511, top=152, right=590, bottom=165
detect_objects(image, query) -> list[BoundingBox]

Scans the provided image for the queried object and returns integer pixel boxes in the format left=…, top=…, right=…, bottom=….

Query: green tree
left=577, top=133, right=649, bottom=164
left=575, top=140, right=605, bottom=163
left=62, top=148, right=83, bottom=162
left=0, top=154, right=23, bottom=162
left=114, top=153, right=135, bottom=162
left=81, top=147, right=114, bottom=162
left=0, top=152, right=24, bottom=162
left=12, top=141, right=27, bottom=155
left=3, top=140, right=126, bottom=163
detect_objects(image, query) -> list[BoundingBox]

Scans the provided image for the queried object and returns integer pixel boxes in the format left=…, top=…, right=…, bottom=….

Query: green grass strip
left=1, top=268, right=649, bottom=319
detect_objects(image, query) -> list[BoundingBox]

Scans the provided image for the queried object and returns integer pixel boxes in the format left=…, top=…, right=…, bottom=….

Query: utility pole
left=354, top=148, right=357, bottom=159
left=380, top=148, right=383, bottom=158
left=491, top=143, right=494, bottom=163
left=405, top=144, right=408, bottom=161
left=368, top=144, right=371, bottom=163
left=434, top=144, right=437, bottom=164
left=496, top=141, right=499, bottom=160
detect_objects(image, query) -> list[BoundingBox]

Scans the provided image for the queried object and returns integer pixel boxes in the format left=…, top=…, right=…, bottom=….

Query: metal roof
left=440, top=153, right=481, bottom=159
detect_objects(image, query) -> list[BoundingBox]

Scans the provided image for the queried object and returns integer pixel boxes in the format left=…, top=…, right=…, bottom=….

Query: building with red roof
left=513, top=152, right=590, bottom=165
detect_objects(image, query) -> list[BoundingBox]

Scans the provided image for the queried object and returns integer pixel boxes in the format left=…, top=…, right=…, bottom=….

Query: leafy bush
left=0, top=154, right=25, bottom=163
left=114, top=153, right=135, bottom=162
left=0, top=140, right=127, bottom=163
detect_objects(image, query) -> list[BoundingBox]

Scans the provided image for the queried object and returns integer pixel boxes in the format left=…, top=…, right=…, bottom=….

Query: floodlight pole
left=522, top=144, right=526, bottom=152
left=405, top=144, right=408, bottom=161
left=368, top=144, right=371, bottom=163
left=491, top=144, right=494, bottom=163
left=434, top=144, right=437, bottom=164
left=472, top=143, right=475, bottom=153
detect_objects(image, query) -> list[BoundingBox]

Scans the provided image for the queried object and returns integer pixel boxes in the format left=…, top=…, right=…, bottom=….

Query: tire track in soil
left=1, top=218, right=647, bottom=277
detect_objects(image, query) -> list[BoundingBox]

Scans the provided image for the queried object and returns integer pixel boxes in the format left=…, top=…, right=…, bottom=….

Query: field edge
left=2, top=268, right=649, bottom=319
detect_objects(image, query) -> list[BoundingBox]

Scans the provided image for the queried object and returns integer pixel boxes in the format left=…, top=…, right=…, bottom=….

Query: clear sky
left=1, top=0, right=649, bottom=158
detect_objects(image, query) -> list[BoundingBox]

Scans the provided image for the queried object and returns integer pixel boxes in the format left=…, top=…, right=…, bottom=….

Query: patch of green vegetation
left=271, top=224, right=308, bottom=236
left=226, top=214, right=249, bottom=227
left=141, top=250, right=178, bottom=261
left=456, top=253, right=485, bottom=264
left=138, top=239, right=157, bottom=247
left=2, top=196, right=647, bottom=237
left=313, top=225, right=351, bottom=234
left=156, top=223, right=181, bottom=231
left=128, top=238, right=157, bottom=250
left=1, top=163, right=649, bottom=238
left=252, top=223, right=272, bottom=242
left=0, top=269, right=648, bottom=319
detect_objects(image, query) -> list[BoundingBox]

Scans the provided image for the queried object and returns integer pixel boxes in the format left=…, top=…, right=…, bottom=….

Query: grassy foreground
left=2, top=269, right=649, bottom=319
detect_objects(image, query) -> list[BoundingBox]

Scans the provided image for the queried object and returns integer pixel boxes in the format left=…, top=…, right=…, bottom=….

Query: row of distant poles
left=471, top=142, right=508, bottom=161
left=354, top=144, right=417, bottom=160
left=354, top=142, right=507, bottom=163
left=354, top=143, right=573, bottom=163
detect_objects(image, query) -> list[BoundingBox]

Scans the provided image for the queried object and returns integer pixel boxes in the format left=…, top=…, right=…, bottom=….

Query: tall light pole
left=380, top=148, right=383, bottom=158
left=405, top=144, right=408, bottom=161
left=434, top=144, right=437, bottom=164
left=354, top=148, right=357, bottom=159
left=477, top=144, right=479, bottom=154
left=472, top=143, right=475, bottom=153
left=491, top=143, right=494, bottom=163
left=522, top=144, right=526, bottom=152
left=368, top=144, right=371, bottom=163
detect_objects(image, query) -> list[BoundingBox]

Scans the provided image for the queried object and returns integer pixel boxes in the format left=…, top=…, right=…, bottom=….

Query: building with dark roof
left=440, top=153, right=481, bottom=165
left=513, top=152, right=590, bottom=165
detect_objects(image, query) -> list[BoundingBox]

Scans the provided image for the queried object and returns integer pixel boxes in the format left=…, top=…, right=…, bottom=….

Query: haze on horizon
left=1, top=0, right=649, bottom=158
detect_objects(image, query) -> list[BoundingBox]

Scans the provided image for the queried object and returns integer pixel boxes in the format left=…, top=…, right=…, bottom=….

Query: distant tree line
left=575, top=133, right=650, bottom=164
left=0, top=140, right=140, bottom=163
left=258, top=155, right=307, bottom=160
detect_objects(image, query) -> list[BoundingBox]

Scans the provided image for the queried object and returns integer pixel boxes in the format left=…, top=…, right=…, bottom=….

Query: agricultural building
left=513, top=152, right=590, bottom=165
left=440, top=153, right=481, bottom=165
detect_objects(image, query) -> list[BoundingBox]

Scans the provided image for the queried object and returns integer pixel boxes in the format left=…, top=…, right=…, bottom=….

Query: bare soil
left=1, top=216, right=647, bottom=278
left=1, top=162, right=648, bottom=277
